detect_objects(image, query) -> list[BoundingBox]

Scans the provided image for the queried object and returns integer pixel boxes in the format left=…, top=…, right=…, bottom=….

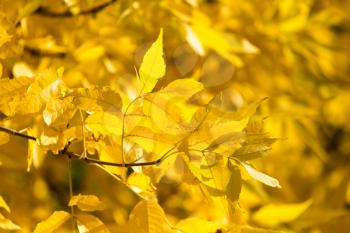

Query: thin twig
left=0, top=125, right=168, bottom=167
left=24, top=46, right=67, bottom=58
left=65, top=150, right=164, bottom=167
left=0, top=126, right=36, bottom=141
left=35, top=0, right=117, bottom=18
left=67, top=158, right=76, bottom=233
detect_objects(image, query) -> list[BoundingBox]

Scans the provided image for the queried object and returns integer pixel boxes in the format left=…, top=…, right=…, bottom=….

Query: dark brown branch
left=0, top=125, right=167, bottom=167
left=24, top=46, right=67, bottom=58
left=35, top=0, right=117, bottom=18
left=0, top=126, right=36, bottom=141
left=64, top=150, right=164, bottom=167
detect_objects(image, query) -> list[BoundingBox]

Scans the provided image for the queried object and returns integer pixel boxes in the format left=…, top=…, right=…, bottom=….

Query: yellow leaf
left=0, top=132, right=9, bottom=145
left=74, top=42, right=106, bottom=62
left=72, top=87, right=122, bottom=112
left=0, top=195, right=10, bottom=213
left=253, top=200, right=312, bottom=227
left=231, top=225, right=287, bottom=233
left=33, top=211, right=70, bottom=233
left=43, top=97, right=76, bottom=126
left=17, top=0, right=43, bottom=21
left=158, top=78, right=203, bottom=99
left=186, top=153, right=241, bottom=201
left=1, top=68, right=67, bottom=116
left=0, top=76, right=33, bottom=105
left=127, top=172, right=156, bottom=197
left=185, top=24, right=205, bottom=56
left=0, top=213, right=21, bottom=231
left=76, top=214, right=111, bottom=233
left=139, top=29, right=165, bottom=93
left=128, top=200, right=172, bottom=233
left=242, top=163, right=281, bottom=188
left=189, top=99, right=268, bottom=153
left=27, top=68, right=66, bottom=101
left=232, top=135, right=276, bottom=162
left=226, top=165, right=242, bottom=202
left=85, top=112, right=123, bottom=136
left=176, top=217, right=218, bottom=233
left=97, top=141, right=126, bottom=176
left=24, top=36, right=67, bottom=55
left=142, top=79, right=203, bottom=135
left=27, top=127, right=45, bottom=171
left=190, top=12, right=243, bottom=66
left=126, top=126, right=176, bottom=158
left=69, top=194, right=105, bottom=212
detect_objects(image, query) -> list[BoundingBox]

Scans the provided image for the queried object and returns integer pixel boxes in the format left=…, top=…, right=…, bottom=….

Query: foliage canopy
left=0, top=0, right=349, bottom=232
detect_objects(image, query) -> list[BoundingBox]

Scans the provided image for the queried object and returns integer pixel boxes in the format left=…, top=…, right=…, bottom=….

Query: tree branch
left=0, top=126, right=36, bottom=141
left=24, top=46, right=67, bottom=58
left=0, top=125, right=167, bottom=167
left=35, top=0, right=117, bottom=18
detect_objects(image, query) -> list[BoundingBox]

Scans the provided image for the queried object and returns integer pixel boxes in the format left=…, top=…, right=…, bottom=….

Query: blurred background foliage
left=0, top=0, right=349, bottom=232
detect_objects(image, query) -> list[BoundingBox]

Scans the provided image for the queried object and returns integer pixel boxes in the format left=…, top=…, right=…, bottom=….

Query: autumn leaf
left=85, top=112, right=123, bottom=136
left=33, top=211, right=70, bottom=233
left=0, top=213, right=21, bottom=231
left=0, top=196, right=10, bottom=213
left=253, top=200, right=312, bottom=227
left=76, top=214, right=111, bottom=233
left=0, top=76, right=33, bottom=106
left=72, top=87, right=122, bottom=112
left=139, top=29, right=165, bottom=94
left=69, top=194, right=106, bottom=212
left=0, top=1, right=348, bottom=232
left=43, top=97, right=76, bottom=126
left=74, top=42, right=106, bottom=62
left=176, top=217, right=218, bottom=233
left=241, top=162, right=281, bottom=188
left=127, top=172, right=156, bottom=198
left=128, top=200, right=172, bottom=233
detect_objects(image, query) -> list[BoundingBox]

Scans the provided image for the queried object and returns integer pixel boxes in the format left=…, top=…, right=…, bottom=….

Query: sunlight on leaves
left=139, top=29, right=165, bottom=94
left=69, top=194, right=105, bottom=212
left=33, top=211, right=70, bottom=233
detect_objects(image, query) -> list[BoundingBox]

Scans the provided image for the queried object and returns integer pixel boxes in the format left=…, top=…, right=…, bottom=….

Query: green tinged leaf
left=139, top=29, right=165, bottom=93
